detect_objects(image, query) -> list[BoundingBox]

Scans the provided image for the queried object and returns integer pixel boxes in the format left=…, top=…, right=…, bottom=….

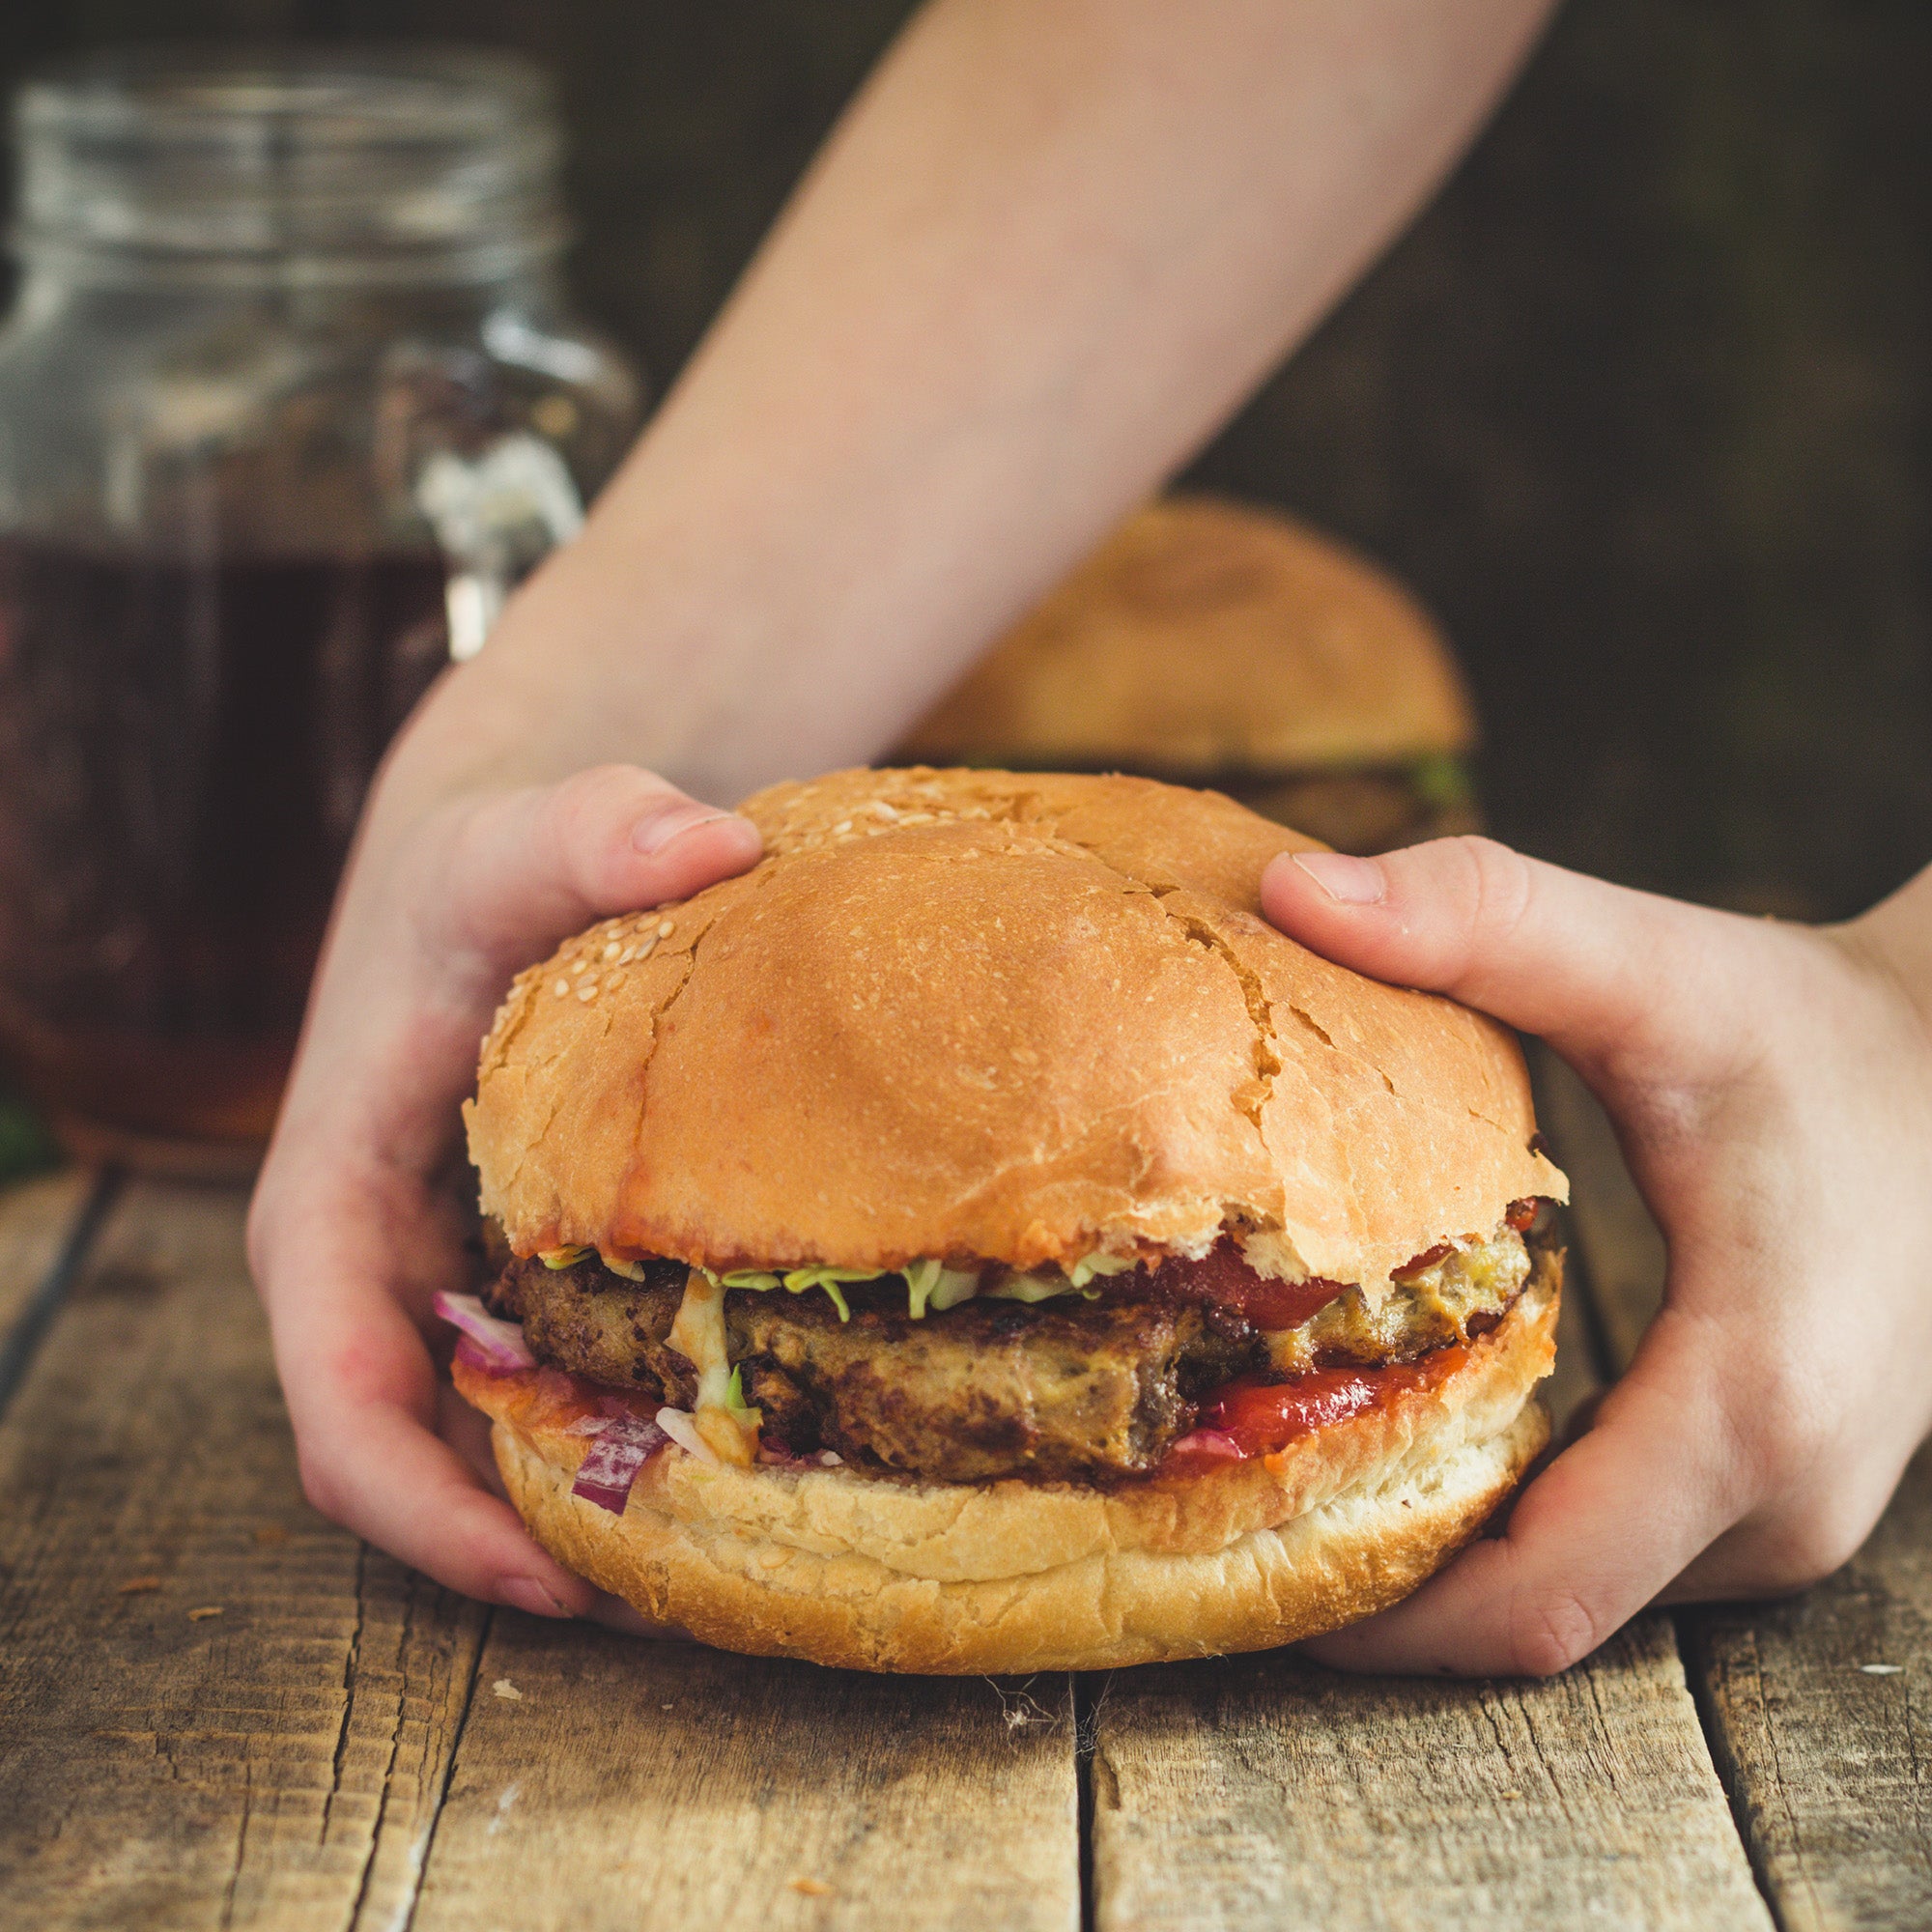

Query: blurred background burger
left=896, top=494, right=1480, bottom=856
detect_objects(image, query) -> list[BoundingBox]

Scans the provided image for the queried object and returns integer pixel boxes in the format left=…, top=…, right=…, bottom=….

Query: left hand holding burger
left=246, top=765, right=763, bottom=1621
left=1264, top=837, right=1932, bottom=1675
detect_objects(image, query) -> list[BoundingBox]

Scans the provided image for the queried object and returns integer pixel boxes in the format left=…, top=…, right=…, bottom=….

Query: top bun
left=467, top=770, right=1562, bottom=1292
left=895, top=496, right=1475, bottom=775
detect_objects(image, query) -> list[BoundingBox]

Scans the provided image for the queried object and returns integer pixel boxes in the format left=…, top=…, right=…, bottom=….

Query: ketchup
left=1150, top=1245, right=1342, bottom=1331
left=1164, top=1347, right=1467, bottom=1475
left=453, top=1354, right=657, bottom=1438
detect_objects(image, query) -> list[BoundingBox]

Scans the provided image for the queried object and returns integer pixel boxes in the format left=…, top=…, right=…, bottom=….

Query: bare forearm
left=390, top=0, right=1555, bottom=814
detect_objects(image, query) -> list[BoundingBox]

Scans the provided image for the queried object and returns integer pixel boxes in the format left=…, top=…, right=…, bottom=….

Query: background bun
left=895, top=495, right=1475, bottom=775
left=468, top=769, right=1564, bottom=1288
left=464, top=1257, right=1558, bottom=1673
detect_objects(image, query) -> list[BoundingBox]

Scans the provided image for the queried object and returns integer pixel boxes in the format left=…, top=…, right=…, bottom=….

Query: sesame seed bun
left=894, top=495, right=1475, bottom=777
left=466, top=768, right=1562, bottom=1290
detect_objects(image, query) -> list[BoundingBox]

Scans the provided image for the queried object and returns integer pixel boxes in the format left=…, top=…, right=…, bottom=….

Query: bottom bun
left=479, top=1263, right=1558, bottom=1674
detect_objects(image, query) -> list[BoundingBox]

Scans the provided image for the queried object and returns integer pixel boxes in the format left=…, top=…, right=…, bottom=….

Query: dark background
left=3, top=0, right=1927, bottom=921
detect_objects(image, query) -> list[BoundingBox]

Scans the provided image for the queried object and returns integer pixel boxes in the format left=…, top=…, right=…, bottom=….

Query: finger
left=278, top=765, right=764, bottom=1168
left=439, top=1377, right=507, bottom=1494
left=1259, top=837, right=1746, bottom=1078
left=437, top=764, right=764, bottom=970
left=1659, top=1435, right=1907, bottom=1605
left=301, top=1394, right=595, bottom=1619
left=265, top=1209, right=593, bottom=1617
left=1302, top=1309, right=1747, bottom=1675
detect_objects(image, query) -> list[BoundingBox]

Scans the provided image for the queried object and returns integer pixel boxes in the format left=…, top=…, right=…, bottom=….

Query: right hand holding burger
left=1264, top=836, right=1932, bottom=1676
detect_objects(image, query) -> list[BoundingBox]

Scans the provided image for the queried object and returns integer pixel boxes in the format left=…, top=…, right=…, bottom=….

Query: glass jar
left=0, top=48, right=643, bottom=1173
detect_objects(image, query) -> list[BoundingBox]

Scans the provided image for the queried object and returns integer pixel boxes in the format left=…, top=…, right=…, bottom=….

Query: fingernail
left=500, top=1576, right=575, bottom=1619
left=632, top=803, right=743, bottom=857
left=1293, top=851, right=1387, bottom=906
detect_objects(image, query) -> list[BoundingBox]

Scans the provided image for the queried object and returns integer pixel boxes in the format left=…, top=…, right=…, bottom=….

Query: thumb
left=434, top=764, right=765, bottom=970
left=1259, top=837, right=1734, bottom=1075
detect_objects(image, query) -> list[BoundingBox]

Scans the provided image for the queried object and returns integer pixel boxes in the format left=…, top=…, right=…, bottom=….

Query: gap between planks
left=0, top=1164, right=115, bottom=1420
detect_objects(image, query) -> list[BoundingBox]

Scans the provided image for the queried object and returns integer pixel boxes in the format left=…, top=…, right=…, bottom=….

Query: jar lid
left=14, top=45, right=571, bottom=282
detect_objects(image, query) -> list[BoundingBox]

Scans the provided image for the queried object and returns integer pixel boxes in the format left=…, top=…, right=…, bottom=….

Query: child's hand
left=247, top=766, right=762, bottom=1618
left=1262, top=837, right=1932, bottom=1675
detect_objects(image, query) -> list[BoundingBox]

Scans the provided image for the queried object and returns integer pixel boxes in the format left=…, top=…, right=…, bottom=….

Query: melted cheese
left=667, top=1268, right=759, bottom=1465
left=1265, top=1231, right=1531, bottom=1373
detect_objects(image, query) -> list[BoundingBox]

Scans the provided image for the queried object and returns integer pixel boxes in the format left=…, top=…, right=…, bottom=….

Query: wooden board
left=409, top=1626, right=1079, bottom=1932
left=1090, top=1617, right=1772, bottom=1931
left=0, top=1177, right=1083, bottom=1930
left=0, top=1179, right=487, bottom=1931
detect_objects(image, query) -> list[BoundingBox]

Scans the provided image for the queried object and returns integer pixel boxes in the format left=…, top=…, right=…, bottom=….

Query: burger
left=895, top=494, right=1482, bottom=855
left=444, top=767, right=1565, bottom=1673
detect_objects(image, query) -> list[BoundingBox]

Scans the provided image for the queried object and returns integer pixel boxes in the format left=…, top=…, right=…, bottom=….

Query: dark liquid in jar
left=0, top=536, right=447, bottom=1153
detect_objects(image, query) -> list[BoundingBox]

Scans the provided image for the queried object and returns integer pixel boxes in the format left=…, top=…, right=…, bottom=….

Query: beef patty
left=489, top=1228, right=1535, bottom=1486
left=491, top=1254, right=1261, bottom=1483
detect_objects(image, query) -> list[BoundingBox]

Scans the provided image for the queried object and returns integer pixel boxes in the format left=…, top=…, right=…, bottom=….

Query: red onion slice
left=434, top=1291, right=536, bottom=1372
left=571, top=1412, right=669, bottom=1513
left=1169, top=1428, right=1243, bottom=1461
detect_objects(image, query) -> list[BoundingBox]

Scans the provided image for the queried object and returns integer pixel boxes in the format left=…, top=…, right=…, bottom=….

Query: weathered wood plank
left=1530, top=1048, right=1664, bottom=1371
left=410, top=1622, right=1080, bottom=1932
left=1687, top=1438, right=1932, bottom=1932
left=0, top=1179, right=487, bottom=1931
left=1690, top=1490, right=1928, bottom=1932
left=1091, top=1617, right=1773, bottom=1931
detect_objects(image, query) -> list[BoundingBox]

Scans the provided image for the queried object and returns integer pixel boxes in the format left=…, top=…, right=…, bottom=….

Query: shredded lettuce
left=904, top=1259, right=981, bottom=1319
left=780, top=1266, right=888, bottom=1323
left=982, top=1270, right=1083, bottom=1303
left=653, top=1406, right=716, bottom=1463
left=539, top=1245, right=590, bottom=1269
left=982, top=1255, right=1133, bottom=1302
left=781, top=1265, right=884, bottom=1291
left=699, top=1253, right=1134, bottom=1320
left=903, top=1258, right=940, bottom=1320
left=1065, top=1253, right=1137, bottom=1290
left=723, top=1364, right=760, bottom=1424
left=927, top=1269, right=981, bottom=1312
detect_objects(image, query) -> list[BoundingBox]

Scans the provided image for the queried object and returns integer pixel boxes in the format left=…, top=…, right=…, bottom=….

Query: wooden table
left=1, top=1055, right=1925, bottom=1930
